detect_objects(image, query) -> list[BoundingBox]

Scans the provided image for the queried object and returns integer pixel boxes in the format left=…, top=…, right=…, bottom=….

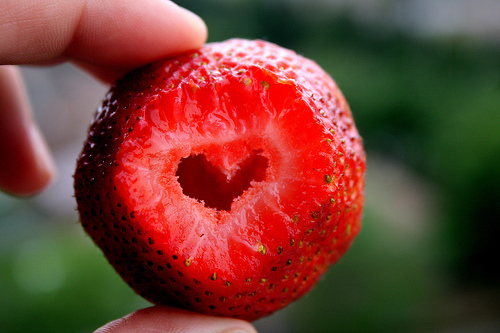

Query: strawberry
left=74, top=39, right=365, bottom=321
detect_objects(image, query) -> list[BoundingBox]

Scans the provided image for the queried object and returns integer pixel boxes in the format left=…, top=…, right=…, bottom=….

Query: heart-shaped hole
left=176, top=150, right=268, bottom=211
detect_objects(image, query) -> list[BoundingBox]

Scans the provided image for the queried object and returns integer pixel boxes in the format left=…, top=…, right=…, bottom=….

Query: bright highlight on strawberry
left=74, top=39, right=366, bottom=321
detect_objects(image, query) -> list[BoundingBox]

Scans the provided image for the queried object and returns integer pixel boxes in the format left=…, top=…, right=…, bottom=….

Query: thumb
left=94, top=306, right=258, bottom=333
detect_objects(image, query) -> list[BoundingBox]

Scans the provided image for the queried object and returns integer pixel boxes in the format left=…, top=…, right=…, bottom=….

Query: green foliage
left=0, top=224, right=149, bottom=333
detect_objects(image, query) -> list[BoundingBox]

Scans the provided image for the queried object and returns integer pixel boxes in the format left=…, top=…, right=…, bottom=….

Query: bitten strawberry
left=74, top=39, right=365, bottom=321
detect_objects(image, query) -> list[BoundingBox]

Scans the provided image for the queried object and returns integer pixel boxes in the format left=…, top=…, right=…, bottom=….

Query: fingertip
left=0, top=66, right=56, bottom=197
left=95, top=306, right=258, bottom=333
left=0, top=113, right=56, bottom=197
left=65, top=0, right=209, bottom=83
left=174, top=2, right=208, bottom=47
left=65, top=0, right=208, bottom=66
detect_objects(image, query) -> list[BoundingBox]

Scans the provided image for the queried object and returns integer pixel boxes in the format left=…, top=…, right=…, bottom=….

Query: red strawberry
left=74, top=39, right=365, bottom=321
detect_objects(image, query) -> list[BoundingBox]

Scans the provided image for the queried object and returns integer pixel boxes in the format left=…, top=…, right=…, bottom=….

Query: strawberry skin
left=74, top=39, right=365, bottom=321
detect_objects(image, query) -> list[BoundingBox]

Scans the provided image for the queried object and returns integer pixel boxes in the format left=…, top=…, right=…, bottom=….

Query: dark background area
left=1, top=1, right=499, bottom=332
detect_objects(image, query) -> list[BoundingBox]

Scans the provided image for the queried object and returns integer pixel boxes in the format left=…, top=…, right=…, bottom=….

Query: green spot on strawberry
left=242, top=77, right=253, bottom=86
left=258, top=244, right=266, bottom=255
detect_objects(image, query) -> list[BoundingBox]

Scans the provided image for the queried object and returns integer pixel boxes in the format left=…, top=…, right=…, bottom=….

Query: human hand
left=0, top=0, right=206, bottom=196
left=0, top=1, right=258, bottom=332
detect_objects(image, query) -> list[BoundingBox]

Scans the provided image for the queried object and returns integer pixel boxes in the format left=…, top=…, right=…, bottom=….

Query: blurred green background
left=1, top=0, right=499, bottom=332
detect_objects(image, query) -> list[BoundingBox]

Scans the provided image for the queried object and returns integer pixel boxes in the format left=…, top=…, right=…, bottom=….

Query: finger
left=0, top=0, right=207, bottom=82
left=0, top=66, right=55, bottom=196
left=94, top=306, right=258, bottom=333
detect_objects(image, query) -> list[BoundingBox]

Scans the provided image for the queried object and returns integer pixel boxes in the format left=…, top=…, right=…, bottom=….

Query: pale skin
left=0, top=1, right=257, bottom=332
